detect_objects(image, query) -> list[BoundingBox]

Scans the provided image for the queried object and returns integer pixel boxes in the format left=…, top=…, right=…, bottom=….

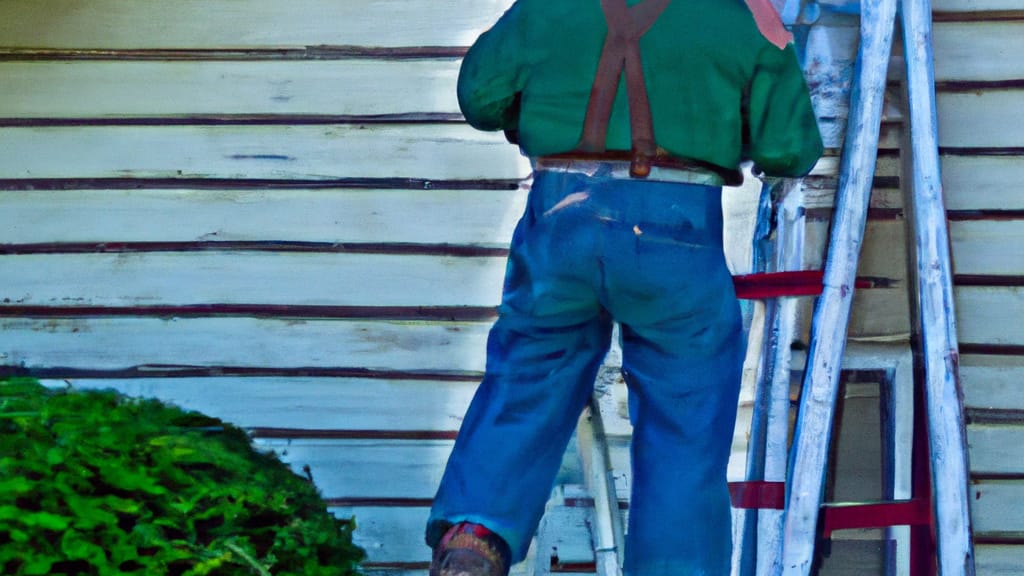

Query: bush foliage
left=0, top=378, right=365, bottom=575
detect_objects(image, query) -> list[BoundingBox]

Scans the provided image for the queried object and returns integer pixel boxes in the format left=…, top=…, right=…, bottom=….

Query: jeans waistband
left=533, top=157, right=726, bottom=187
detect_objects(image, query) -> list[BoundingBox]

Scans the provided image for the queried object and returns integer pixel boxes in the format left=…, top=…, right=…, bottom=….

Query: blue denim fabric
left=428, top=165, right=744, bottom=575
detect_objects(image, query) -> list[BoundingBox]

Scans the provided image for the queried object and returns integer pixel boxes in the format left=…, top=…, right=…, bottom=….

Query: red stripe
left=728, top=481, right=786, bottom=510
left=733, top=271, right=824, bottom=299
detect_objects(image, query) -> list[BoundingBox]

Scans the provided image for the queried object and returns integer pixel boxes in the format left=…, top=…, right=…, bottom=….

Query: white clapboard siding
left=2, top=24, right=1018, bottom=120
left=0, top=253, right=507, bottom=308
left=931, top=22, right=1024, bottom=83
left=942, top=155, right=1024, bottom=212
left=956, top=286, right=1024, bottom=346
left=330, top=506, right=434, bottom=564
left=967, top=425, right=1024, bottom=477
left=0, top=0, right=513, bottom=50
left=0, top=318, right=491, bottom=373
left=803, top=216, right=909, bottom=279
left=951, top=221, right=1024, bottom=276
left=257, top=439, right=455, bottom=499
left=931, top=0, right=1024, bottom=10
left=0, top=60, right=461, bottom=119
left=0, top=188, right=527, bottom=247
left=47, top=377, right=479, bottom=432
left=972, top=480, right=1024, bottom=538
left=0, top=125, right=531, bottom=181
left=961, top=354, right=1024, bottom=411
left=976, top=545, right=1024, bottom=576
left=328, top=504, right=595, bottom=567
left=936, top=90, right=1024, bottom=149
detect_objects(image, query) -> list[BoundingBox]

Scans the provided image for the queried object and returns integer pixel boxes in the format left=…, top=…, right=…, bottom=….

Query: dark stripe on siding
left=932, top=10, right=1024, bottom=23
left=0, top=46, right=469, bottom=61
left=941, top=148, right=1024, bottom=156
left=965, top=408, right=1024, bottom=425
left=937, top=80, right=1024, bottom=92
left=0, top=241, right=510, bottom=257
left=0, top=366, right=484, bottom=381
left=959, top=344, right=1024, bottom=356
left=0, top=114, right=465, bottom=127
left=954, top=275, right=1024, bottom=287
left=358, top=562, right=431, bottom=571
left=325, top=498, right=433, bottom=508
left=948, top=210, right=1024, bottom=221
left=0, top=178, right=523, bottom=191
left=251, top=428, right=458, bottom=441
left=0, top=305, right=498, bottom=321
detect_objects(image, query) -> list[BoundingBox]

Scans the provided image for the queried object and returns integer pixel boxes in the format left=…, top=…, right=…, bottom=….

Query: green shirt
left=457, top=0, right=824, bottom=177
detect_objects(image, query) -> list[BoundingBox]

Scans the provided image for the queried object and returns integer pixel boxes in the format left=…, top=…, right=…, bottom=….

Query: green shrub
left=0, top=378, right=365, bottom=575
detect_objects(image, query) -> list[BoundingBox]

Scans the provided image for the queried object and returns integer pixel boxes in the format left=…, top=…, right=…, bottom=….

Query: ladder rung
left=732, top=271, right=879, bottom=300
left=820, top=498, right=931, bottom=539
left=728, top=480, right=786, bottom=510
left=733, top=271, right=824, bottom=299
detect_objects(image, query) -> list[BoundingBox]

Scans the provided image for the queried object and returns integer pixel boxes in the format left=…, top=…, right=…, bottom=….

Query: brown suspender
left=569, top=0, right=787, bottom=182
left=577, top=0, right=672, bottom=178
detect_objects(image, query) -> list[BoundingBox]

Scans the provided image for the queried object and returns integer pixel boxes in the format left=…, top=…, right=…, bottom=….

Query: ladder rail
left=780, top=0, right=899, bottom=572
left=758, top=184, right=807, bottom=576
left=899, top=0, right=976, bottom=571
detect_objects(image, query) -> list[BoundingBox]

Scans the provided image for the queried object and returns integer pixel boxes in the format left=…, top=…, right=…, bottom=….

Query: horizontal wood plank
left=941, top=155, right=1024, bottom=212
left=0, top=0, right=513, bottom=50
left=51, top=377, right=479, bottom=432
left=931, top=22, right=1024, bottom=83
left=3, top=22, right=1021, bottom=119
left=257, top=438, right=456, bottom=500
left=0, top=188, right=526, bottom=247
left=328, top=504, right=595, bottom=567
left=0, top=100, right=1016, bottom=183
left=0, top=124, right=532, bottom=181
left=975, top=545, right=1024, bottom=576
left=961, top=354, right=1024, bottom=412
left=330, top=505, right=433, bottom=564
left=931, top=0, right=1024, bottom=12
left=0, top=317, right=491, bottom=374
left=936, top=90, right=1024, bottom=149
left=331, top=505, right=1024, bottom=570
left=0, top=252, right=507, bottom=308
left=951, top=220, right=1024, bottom=276
left=973, top=480, right=1024, bottom=538
left=956, top=286, right=1024, bottom=347
left=968, top=424, right=1024, bottom=477
left=0, top=60, right=461, bottom=119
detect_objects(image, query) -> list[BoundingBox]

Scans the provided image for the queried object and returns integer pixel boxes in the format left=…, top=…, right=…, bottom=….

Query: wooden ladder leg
left=899, top=0, right=976, bottom=572
left=779, top=0, right=899, bottom=573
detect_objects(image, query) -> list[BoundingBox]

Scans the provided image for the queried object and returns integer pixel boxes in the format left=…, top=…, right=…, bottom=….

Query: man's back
left=457, top=0, right=823, bottom=177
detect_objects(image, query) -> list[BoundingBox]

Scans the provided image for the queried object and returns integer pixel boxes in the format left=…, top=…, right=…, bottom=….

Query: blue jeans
left=428, top=165, right=744, bottom=575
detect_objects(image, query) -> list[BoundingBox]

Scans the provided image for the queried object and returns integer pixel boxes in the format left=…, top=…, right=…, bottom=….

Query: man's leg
left=428, top=170, right=614, bottom=564
left=597, top=179, right=744, bottom=575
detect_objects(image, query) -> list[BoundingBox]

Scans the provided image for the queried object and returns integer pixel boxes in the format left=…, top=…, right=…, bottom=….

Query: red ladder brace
left=729, top=270, right=934, bottom=567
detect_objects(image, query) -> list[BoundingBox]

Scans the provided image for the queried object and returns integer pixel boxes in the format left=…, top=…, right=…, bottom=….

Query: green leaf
left=21, top=511, right=72, bottom=531
left=21, top=555, right=56, bottom=575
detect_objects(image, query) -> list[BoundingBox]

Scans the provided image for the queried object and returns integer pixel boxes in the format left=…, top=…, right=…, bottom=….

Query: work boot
left=430, top=522, right=511, bottom=576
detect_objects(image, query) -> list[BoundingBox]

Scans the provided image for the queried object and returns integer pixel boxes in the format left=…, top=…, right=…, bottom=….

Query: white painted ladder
left=575, top=0, right=976, bottom=573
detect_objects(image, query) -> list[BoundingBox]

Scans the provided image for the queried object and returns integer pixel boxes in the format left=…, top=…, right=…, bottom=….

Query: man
left=427, top=0, right=822, bottom=574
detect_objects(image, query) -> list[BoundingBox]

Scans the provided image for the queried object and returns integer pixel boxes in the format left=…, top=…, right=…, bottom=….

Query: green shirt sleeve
left=457, top=2, right=528, bottom=132
left=744, top=44, right=824, bottom=177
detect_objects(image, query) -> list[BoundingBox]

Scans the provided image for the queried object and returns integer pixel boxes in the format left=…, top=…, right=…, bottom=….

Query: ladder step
left=732, top=271, right=875, bottom=300
left=728, top=480, right=786, bottom=509
left=820, top=498, right=931, bottom=539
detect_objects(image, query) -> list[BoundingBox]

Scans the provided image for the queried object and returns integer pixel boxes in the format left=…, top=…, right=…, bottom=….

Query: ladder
left=573, top=0, right=976, bottom=573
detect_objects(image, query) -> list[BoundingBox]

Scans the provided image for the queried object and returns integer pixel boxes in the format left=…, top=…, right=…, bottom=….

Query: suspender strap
left=578, top=0, right=671, bottom=178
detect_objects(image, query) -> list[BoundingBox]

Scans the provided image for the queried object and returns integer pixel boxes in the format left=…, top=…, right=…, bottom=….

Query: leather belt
left=539, top=152, right=742, bottom=186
